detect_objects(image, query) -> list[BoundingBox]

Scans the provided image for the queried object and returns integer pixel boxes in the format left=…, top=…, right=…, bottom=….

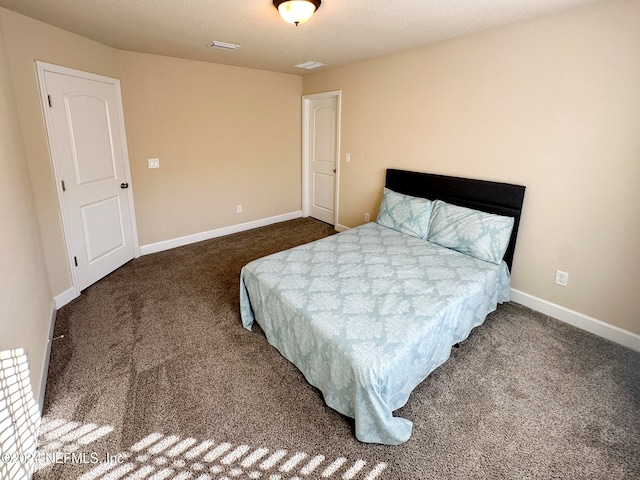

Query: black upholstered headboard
left=385, top=169, right=526, bottom=271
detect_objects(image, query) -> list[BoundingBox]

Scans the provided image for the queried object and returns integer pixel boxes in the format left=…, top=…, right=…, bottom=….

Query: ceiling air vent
left=207, top=41, right=241, bottom=51
left=294, top=61, right=326, bottom=70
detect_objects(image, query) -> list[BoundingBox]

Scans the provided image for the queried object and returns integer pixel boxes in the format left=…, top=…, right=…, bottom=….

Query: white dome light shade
left=274, top=0, right=321, bottom=26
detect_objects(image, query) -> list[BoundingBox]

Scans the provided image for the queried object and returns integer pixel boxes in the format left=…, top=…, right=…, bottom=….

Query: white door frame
left=36, top=61, right=139, bottom=303
left=302, top=90, right=341, bottom=226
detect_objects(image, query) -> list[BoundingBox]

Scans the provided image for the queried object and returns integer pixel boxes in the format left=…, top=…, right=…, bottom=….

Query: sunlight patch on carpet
left=35, top=418, right=387, bottom=479
left=0, top=349, right=41, bottom=480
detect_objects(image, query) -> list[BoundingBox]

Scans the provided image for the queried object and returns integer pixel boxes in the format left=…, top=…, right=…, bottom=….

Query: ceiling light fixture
left=273, top=0, right=321, bottom=26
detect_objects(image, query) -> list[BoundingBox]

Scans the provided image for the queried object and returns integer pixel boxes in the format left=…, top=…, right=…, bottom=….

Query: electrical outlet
left=555, top=270, right=569, bottom=287
left=364, top=213, right=370, bottom=222
left=236, top=204, right=243, bottom=214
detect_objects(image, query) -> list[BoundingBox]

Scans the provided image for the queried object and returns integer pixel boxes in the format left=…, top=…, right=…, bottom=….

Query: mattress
left=240, top=222, right=510, bottom=445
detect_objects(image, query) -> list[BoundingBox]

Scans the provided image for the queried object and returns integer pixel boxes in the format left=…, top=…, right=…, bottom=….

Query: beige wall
left=0, top=8, right=121, bottom=297
left=118, top=52, right=302, bottom=246
left=303, top=0, right=640, bottom=335
left=0, top=19, right=52, bottom=399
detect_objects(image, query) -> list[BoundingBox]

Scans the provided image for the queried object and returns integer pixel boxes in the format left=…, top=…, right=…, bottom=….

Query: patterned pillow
left=427, top=200, right=514, bottom=264
left=376, top=188, right=433, bottom=239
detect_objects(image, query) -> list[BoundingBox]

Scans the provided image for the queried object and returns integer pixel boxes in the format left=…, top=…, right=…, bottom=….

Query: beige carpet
left=36, top=218, right=640, bottom=479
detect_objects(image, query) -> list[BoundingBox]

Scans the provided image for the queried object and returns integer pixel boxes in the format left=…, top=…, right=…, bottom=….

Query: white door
left=38, top=64, right=136, bottom=292
left=308, top=96, right=338, bottom=224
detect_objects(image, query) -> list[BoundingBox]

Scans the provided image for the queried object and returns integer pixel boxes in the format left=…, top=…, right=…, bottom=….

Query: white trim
left=36, top=62, right=81, bottom=302
left=334, top=92, right=342, bottom=227
left=113, top=74, right=141, bottom=259
left=301, top=90, right=342, bottom=226
left=37, top=302, right=57, bottom=411
left=511, top=289, right=640, bottom=352
left=140, top=211, right=303, bottom=256
left=35, top=61, right=140, bottom=298
left=53, top=286, right=78, bottom=309
left=301, top=100, right=310, bottom=217
left=335, top=223, right=350, bottom=233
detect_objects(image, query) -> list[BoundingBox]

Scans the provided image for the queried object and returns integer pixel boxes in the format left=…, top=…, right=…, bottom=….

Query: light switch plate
left=148, top=158, right=160, bottom=169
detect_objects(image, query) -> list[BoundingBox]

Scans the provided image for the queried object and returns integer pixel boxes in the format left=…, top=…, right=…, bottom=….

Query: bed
left=240, top=169, right=526, bottom=445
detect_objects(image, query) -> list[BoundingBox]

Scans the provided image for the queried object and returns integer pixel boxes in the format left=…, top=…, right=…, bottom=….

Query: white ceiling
left=0, top=0, right=604, bottom=75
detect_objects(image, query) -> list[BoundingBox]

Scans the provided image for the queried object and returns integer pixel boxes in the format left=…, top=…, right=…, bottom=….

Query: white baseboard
left=53, top=286, right=78, bottom=309
left=335, top=223, right=350, bottom=232
left=510, top=289, right=640, bottom=352
left=140, top=211, right=303, bottom=256
left=37, top=301, right=57, bottom=412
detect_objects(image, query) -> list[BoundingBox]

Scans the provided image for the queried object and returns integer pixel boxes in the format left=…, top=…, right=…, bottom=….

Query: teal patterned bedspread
left=240, top=222, right=510, bottom=445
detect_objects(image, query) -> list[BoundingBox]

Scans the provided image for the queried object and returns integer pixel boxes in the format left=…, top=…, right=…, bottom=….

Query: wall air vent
left=294, top=61, right=326, bottom=70
left=207, top=41, right=241, bottom=51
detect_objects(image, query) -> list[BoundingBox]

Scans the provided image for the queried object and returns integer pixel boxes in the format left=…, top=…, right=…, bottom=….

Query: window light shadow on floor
left=35, top=416, right=388, bottom=480
left=0, top=350, right=387, bottom=479
left=0, top=348, right=41, bottom=480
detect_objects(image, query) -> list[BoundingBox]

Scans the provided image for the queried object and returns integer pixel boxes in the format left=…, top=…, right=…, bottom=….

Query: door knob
left=120, top=182, right=129, bottom=189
